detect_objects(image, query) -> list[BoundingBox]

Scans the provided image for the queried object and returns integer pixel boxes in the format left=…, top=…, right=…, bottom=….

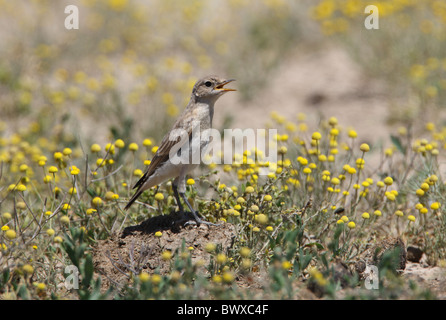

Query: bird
left=124, top=75, right=236, bottom=226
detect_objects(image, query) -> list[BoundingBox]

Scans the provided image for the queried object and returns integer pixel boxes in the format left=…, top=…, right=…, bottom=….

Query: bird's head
left=192, top=76, right=236, bottom=101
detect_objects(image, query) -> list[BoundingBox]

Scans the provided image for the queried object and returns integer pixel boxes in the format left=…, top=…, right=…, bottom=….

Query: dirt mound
left=92, top=213, right=236, bottom=291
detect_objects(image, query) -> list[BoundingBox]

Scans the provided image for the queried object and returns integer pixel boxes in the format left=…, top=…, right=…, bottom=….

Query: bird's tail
left=124, top=189, right=144, bottom=210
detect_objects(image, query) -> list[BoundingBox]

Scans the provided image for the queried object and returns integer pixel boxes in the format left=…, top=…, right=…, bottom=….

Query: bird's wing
left=124, top=105, right=198, bottom=211
left=132, top=117, right=195, bottom=191
left=124, top=128, right=191, bottom=211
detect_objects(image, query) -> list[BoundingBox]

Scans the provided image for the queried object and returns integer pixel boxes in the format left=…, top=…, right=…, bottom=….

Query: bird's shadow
left=121, top=210, right=196, bottom=238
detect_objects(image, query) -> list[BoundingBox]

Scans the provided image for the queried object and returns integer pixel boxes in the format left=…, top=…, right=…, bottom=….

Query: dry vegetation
left=1, top=0, right=446, bottom=300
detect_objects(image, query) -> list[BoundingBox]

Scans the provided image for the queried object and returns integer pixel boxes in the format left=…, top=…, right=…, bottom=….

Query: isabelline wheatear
left=124, top=75, right=236, bottom=226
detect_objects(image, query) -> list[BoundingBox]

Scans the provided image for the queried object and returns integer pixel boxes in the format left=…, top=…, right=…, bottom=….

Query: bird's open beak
left=215, top=79, right=236, bottom=92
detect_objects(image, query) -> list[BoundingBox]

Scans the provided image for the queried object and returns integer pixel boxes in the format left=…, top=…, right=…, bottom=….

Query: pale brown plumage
left=124, top=76, right=235, bottom=225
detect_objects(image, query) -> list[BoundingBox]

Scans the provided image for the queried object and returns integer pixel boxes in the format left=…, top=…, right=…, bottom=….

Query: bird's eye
left=205, top=81, right=212, bottom=87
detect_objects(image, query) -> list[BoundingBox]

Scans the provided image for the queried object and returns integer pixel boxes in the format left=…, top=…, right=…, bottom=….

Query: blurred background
left=1, top=0, right=445, bottom=149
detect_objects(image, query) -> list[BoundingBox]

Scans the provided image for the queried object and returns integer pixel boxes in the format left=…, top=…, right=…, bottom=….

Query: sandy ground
left=219, top=45, right=391, bottom=145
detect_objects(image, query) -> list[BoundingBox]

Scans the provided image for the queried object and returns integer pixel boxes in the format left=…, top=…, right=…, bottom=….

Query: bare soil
left=93, top=214, right=236, bottom=291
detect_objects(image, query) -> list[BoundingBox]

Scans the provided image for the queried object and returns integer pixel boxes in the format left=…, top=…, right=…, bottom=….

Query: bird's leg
left=179, top=192, right=220, bottom=227
left=172, top=181, right=184, bottom=213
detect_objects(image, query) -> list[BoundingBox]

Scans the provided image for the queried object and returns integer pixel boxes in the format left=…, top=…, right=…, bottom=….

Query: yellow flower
left=151, top=146, right=159, bottom=154
left=385, top=192, right=396, bottom=201
left=312, top=132, right=322, bottom=140
left=96, top=158, right=106, bottom=167
left=154, top=193, right=164, bottom=201
left=236, top=197, right=245, bottom=205
left=395, top=210, right=404, bottom=217
left=282, top=261, right=292, bottom=270
left=312, top=0, right=335, bottom=20
left=5, top=230, right=17, bottom=240
left=129, top=143, right=139, bottom=152
left=105, top=191, right=116, bottom=201
left=348, top=129, right=357, bottom=138
left=212, top=275, right=222, bottom=283
left=54, top=236, right=63, bottom=243
left=48, top=166, right=58, bottom=174
left=105, top=143, right=116, bottom=154
left=63, top=148, right=72, bottom=156
left=133, top=169, right=143, bottom=177
left=429, top=175, right=438, bottom=183
left=91, top=144, right=101, bottom=153
left=205, top=242, right=216, bottom=253
left=416, top=189, right=425, bottom=196
left=384, top=177, right=393, bottom=186
left=240, top=247, right=251, bottom=258
left=297, top=157, right=308, bottom=166
left=309, top=267, right=327, bottom=286
left=54, top=152, right=63, bottom=160
left=245, top=186, right=255, bottom=194
left=278, top=146, right=287, bottom=155
left=264, top=195, right=272, bottom=202
left=161, top=250, right=172, bottom=261
left=267, top=172, right=276, bottom=179
left=35, top=282, right=46, bottom=291
left=139, top=272, right=150, bottom=283
left=360, top=143, right=370, bottom=152
left=374, top=210, right=382, bottom=217
left=186, top=178, right=195, bottom=185
left=1, top=225, right=9, bottom=231
left=385, top=148, right=394, bottom=157
left=86, top=208, right=97, bottom=215
left=216, top=253, right=227, bottom=264
left=22, top=264, right=34, bottom=275
left=170, top=270, right=181, bottom=283
left=431, top=202, right=441, bottom=210
left=92, top=197, right=103, bottom=207
left=222, top=271, right=234, bottom=283
left=2, top=212, right=12, bottom=220
left=410, top=64, right=426, bottom=79
left=155, top=231, right=162, bottom=237
left=46, top=228, right=55, bottom=236
left=143, top=138, right=152, bottom=147
left=60, top=215, right=70, bottom=225
left=408, top=215, right=416, bottom=222
left=255, top=213, right=268, bottom=225
left=356, top=158, right=365, bottom=169
left=362, top=212, right=370, bottom=219
left=347, top=167, right=357, bottom=175
left=114, top=139, right=125, bottom=149
left=70, top=165, right=80, bottom=175
left=347, top=221, right=356, bottom=229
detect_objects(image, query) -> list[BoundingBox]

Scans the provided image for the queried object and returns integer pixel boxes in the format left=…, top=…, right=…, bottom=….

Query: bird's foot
left=190, top=209, right=221, bottom=227
left=174, top=210, right=221, bottom=228
left=184, top=218, right=221, bottom=227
